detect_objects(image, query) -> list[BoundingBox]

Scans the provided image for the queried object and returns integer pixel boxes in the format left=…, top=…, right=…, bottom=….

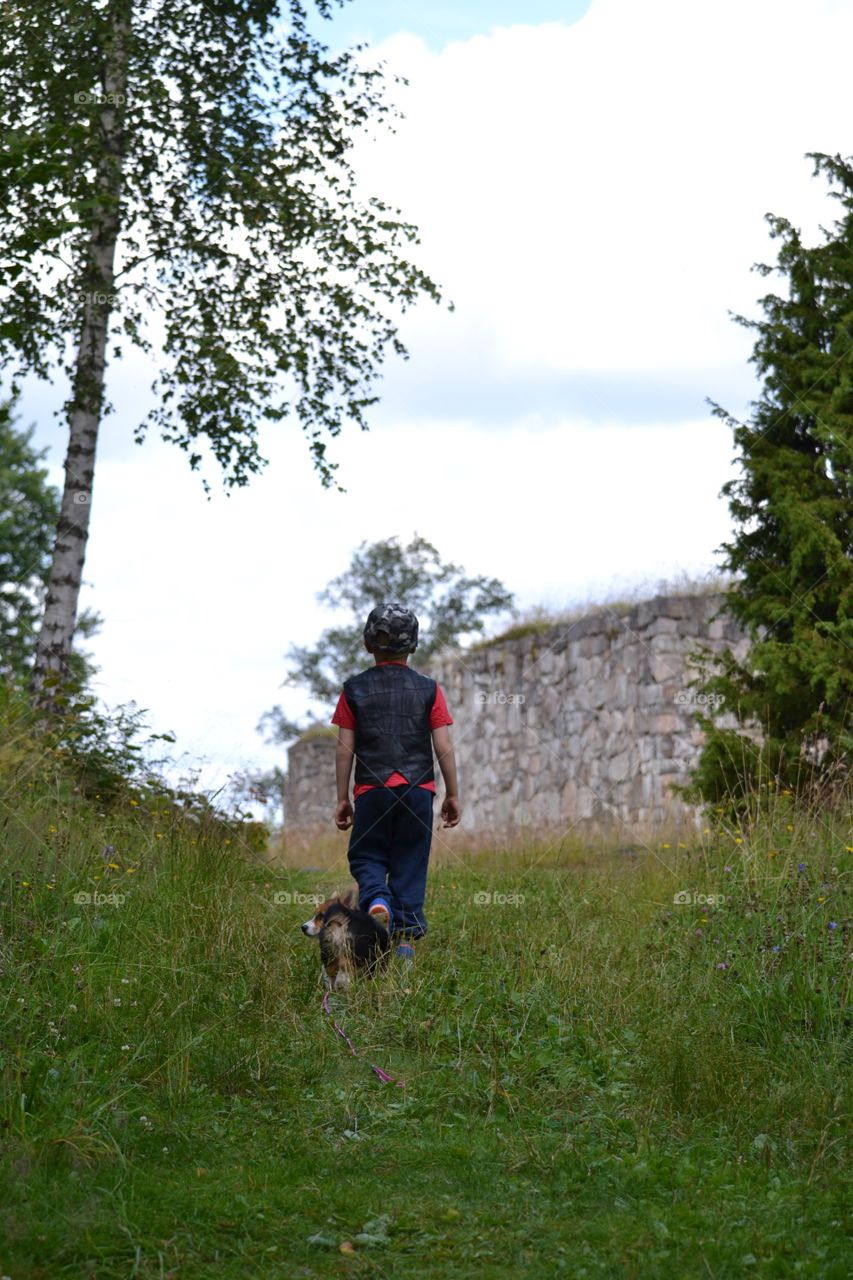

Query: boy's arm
left=335, top=727, right=356, bottom=830
left=432, top=724, right=461, bottom=827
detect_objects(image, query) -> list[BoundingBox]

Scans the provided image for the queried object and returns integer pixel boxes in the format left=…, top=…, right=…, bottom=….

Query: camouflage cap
left=363, top=602, right=419, bottom=653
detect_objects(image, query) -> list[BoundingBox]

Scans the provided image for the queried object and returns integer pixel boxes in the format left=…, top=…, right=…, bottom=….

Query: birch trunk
left=31, top=2, right=130, bottom=701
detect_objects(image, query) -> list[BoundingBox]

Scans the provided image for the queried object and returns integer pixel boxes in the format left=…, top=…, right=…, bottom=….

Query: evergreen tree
left=689, top=152, right=853, bottom=807
left=0, top=398, right=102, bottom=683
left=0, top=400, right=60, bottom=679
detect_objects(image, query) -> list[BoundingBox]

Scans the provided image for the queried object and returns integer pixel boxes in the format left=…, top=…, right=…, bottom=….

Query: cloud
left=367, top=312, right=758, bottom=428
left=353, top=0, right=853, bottom=399
left=336, top=0, right=593, bottom=51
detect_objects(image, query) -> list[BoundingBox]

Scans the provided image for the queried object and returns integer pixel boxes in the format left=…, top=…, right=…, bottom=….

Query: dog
left=301, top=887, right=391, bottom=989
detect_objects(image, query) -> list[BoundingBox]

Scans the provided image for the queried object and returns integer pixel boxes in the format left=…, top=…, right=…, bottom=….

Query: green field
left=2, top=764, right=851, bottom=1278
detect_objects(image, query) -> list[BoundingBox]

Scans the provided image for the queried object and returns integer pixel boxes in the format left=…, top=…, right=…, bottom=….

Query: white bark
left=32, top=4, right=130, bottom=698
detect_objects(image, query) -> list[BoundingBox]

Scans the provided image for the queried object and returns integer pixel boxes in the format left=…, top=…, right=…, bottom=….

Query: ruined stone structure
left=283, top=592, right=749, bottom=837
left=282, top=728, right=337, bottom=831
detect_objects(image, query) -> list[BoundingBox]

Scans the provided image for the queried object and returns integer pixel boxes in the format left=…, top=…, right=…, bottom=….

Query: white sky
left=17, top=0, right=853, bottom=806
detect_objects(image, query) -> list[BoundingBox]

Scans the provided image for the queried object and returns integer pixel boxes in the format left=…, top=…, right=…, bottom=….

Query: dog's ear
left=339, top=886, right=358, bottom=909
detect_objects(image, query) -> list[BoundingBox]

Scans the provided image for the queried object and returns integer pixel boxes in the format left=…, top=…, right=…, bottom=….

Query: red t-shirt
left=331, top=660, right=453, bottom=798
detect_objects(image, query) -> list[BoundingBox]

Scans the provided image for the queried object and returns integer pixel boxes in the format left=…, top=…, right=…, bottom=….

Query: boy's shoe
left=368, top=900, right=391, bottom=931
left=395, top=941, right=415, bottom=963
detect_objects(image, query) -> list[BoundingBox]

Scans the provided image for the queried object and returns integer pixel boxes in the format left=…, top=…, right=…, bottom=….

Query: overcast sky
left=15, top=0, right=853, bottom=805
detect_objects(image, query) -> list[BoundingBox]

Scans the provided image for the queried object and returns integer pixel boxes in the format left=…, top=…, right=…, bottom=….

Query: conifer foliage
left=691, top=152, right=853, bottom=806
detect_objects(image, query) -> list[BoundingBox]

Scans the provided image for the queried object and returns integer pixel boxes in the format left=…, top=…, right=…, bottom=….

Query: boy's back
left=331, top=603, right=461, bottom=949
left=342, top=662, right=438, bottom=791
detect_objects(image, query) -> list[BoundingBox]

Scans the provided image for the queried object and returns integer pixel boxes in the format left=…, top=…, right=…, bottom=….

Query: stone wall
left=283, top=592, right=749, bottom=837
left=283, top=729, right=337, bottom=829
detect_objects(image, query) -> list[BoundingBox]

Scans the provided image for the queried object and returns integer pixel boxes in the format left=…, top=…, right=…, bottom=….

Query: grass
left=1, top=733, right=852, bottom=1277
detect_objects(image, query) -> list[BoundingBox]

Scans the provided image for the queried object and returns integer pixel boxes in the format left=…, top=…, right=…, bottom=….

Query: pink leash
left=322, top=990, right=405, bottom=1087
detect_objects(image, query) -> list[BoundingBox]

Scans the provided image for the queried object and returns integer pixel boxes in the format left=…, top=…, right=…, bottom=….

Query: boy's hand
left=441, top=795, right=461, bottom=828
left=335, top=799, right=353, bottom=830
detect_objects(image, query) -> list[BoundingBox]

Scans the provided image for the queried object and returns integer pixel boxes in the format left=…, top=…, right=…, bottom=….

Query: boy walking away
left=331, top=603, right=461, bottom=961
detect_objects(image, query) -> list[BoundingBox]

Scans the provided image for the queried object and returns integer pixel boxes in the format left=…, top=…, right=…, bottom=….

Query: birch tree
left=0, top=0, right=442, bottom=698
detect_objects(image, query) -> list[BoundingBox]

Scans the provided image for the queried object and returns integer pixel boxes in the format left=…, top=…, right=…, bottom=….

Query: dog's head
left=300, top=886, right=358, bottom=936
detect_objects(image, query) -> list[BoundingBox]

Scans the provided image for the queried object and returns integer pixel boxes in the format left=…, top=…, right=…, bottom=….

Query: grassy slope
left=1, top=765, right=851, bottom=1279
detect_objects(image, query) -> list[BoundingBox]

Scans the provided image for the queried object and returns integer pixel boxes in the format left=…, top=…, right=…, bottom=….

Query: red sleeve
left=331, top=692, right=356, bottom=730
left=429, top=683, right=453, bottom=729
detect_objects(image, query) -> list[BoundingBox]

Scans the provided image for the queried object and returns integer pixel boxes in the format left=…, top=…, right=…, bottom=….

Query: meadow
left=1, top=719, right=851, bottom=1278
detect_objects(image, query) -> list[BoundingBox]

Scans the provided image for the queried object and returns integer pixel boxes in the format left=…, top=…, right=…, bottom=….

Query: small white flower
left=121, top=1043, right=131, bottom=1051
left=113, top=997, right=121, bottom=1005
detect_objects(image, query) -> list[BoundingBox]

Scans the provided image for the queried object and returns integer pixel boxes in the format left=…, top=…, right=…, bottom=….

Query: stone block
left=644, top=616, right=679, bottom=637
left=649, top=631, right=688, bottom=654
left=536, top=646, right=556, bottom=676
left=650, top=653, right=683, bottom=683
left=567, top=613, right=608, bottom=642
left=608, top=750, right=630, bottom=782
left=579, top=633, right=608, bottom=658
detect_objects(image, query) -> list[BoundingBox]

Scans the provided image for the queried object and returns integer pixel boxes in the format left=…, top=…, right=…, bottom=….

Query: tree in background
left=0, top=398, right=101, bottom=684
left=0, top=0, right=444, bottom=697
left=259, top=534, right=515, bottom=747
left=687, top=152, right=853, bottom=809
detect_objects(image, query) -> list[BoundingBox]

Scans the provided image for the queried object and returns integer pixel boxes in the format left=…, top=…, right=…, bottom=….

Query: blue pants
left=347, top=784, right=435, bottom=938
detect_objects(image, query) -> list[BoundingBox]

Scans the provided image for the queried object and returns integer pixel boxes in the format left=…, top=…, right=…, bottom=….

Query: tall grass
left=1, top=687, right=850, bottom=1277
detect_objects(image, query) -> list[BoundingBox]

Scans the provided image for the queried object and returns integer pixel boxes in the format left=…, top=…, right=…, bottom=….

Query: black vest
left=343, top=664, right=437, bottom=788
